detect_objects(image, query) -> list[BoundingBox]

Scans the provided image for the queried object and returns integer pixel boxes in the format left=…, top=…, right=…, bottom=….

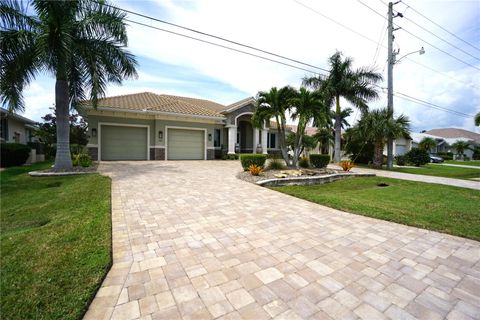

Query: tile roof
left=425, top=128, right=480, bottom=143
left=84, top=92, right=228, bottom=118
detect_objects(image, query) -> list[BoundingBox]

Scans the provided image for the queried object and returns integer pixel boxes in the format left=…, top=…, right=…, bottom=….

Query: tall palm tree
left=289, top=87, right=329, bottom=167
left=0, top=0, right=137, bottom=170
left=252, top=86, right=296, bottom=163
left=418, top=137, right=437, bottom=153
left=357, top=108, right=410, bottom=168
left=303, top=51, right=382, bottom=163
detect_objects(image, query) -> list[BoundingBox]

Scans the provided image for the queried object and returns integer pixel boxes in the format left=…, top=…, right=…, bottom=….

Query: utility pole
left=386, top=1, right=394, bottom=170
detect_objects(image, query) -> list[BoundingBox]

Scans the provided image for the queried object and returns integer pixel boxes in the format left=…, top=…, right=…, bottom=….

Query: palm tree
left=451, top=141, right=472, bottom=160
left=289, top=87, right=329, bottom=167
left=303, top=51, right=382, bottom=163
left=1, top=0, right=137, bottom=171
left=418, top=137, right=437, bottom=153
left=252, top=86, right=296, bottom=163
left=475, top=112, right=480, bottom=126
left=357, top=108, right=410, bottom=168
left=314, top=127, right=334, bottom=154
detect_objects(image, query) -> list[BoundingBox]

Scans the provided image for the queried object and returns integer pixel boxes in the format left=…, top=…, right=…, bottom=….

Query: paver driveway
left=85, top=161, right=480, bottom=320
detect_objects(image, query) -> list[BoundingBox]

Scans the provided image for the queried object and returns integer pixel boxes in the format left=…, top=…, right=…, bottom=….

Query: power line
left=360, top=0, right=480, bottom=72
left=400, top=14, right=480, bottom=62
left=402, top=0, right=480, bottom=53
left=394, top=92, right=474, bottom=118
left=93, top=0, right=330, bottom=74
left=85, top=1, right=475, bottom=120
left=353, top=0, right=480, bottom=88
left=124, top=19, right=323, bottom=75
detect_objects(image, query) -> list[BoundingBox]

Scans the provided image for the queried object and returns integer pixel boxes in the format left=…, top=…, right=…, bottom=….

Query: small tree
left=475, top=112, right=480, bottom=126
left=451, top=141, right=472, bottom=160
left=289, top=87, right=329, bottom=167
left=252, top=86, right=296, bottom=164
left=356, top=108, right=410, bottom=168
left=418, top=137, right=437, bottom=153
left=35, top=112, right=88, bottom=158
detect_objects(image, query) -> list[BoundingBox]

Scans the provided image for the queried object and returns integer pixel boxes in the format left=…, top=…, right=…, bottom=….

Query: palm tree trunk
left=373, top=140, right=384, bottom=169
left=334, top=96, right=342, bottom=163
left=54, top=78, right=73, bottom=171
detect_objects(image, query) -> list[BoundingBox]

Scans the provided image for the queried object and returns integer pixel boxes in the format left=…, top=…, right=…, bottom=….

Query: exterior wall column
left=228, top=126, right=237, bottom=154
left=261, top=128, right=268, bottom=154
left=253, top=128, right=259, bottom=154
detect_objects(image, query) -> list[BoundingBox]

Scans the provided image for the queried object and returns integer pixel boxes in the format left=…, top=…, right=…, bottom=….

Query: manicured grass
left=392, top=164, right=480, bottom=180
left=445, top=160, right=480, bottom=167
left=1, top=162, right=111, bottom=320
left=273, top=176, right=480, bottom=241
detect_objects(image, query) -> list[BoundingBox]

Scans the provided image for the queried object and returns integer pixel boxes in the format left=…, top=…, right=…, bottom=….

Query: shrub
left=248, top=164, right=263, bottom=176
left=405, top=147, right=430, bottom=166
left=473, top=147, right=480, bottom=160
left=267, top=158, right=286, bottom=170
left=310, top=154, right=330, bottom=168
left=395, top=155, right=406, bottom=166
left=240, top=154, right=267, bottom=170
left=437, top=152, right=453, bottom=160
left=299, top=156, right=310, bottom=168
left=339, top=160, right=354, bottom=171
left=72, top=153, right=92, bottom=167
left=1, top=143, right=31, bottom=167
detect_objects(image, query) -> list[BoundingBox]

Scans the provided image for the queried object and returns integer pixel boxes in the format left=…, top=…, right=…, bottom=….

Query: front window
left=214, top=129, right=221, bottom=148
left=267, top=133, right=276, bottom=148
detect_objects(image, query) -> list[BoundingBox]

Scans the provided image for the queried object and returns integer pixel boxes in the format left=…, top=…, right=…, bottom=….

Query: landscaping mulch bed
left=237, top=168, right=339, bottom=184
left=29, top=162, right=98, bottom=176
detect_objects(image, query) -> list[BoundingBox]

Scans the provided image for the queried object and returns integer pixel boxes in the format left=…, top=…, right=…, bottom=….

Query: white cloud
left=17, top=0, right=480, bottom=133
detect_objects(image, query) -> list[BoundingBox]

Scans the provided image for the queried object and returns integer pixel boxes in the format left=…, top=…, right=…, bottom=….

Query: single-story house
left=80, top=92, right=282, bottom=161
left=410, top=132, right=447, bottom=154
left=1, top=107, right=37, bottom=145
left=425, top=128, right=479, bottom=159
left=0, top=108, right=43, bottom=163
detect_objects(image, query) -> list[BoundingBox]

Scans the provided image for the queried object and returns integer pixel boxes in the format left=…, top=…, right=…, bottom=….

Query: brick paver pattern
left=84, top=161, right=480, bottom=320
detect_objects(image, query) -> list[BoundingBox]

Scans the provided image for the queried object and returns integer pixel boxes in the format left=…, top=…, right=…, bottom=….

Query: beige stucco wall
left=5, top=118, right=30, bottom=144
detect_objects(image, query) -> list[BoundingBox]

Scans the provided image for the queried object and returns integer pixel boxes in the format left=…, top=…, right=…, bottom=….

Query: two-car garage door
left=100, top=125, right=205, bottom=160
left=167, top=129, right=204, bottom=160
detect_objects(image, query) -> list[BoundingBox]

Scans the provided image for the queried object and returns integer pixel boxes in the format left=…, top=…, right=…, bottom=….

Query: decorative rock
left=274, top=174, right=288, bottom=178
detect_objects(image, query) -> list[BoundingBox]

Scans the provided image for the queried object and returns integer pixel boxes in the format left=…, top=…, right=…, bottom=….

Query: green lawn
left=1, top=162, right=112, bottom=320
left=392, top=164, right=480, bottom=180
left=445, top=160, right=480, bottom=167
left=273, top=177, right=480, bottom=241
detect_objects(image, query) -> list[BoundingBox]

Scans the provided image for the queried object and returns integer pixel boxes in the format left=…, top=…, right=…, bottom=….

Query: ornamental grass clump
left=248, top=164, right=263, bottom=176
left=340, top=160, right=354, bottom=171
left=267, top=158, right=287, bottom=170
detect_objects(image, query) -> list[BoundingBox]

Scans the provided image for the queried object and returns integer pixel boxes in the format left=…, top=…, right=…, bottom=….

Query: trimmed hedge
left=240, top=154, right=267, bottom=170
left=310, top=154, right=330, bottom=168
left=1, top=143, right=31, bottom=167
left=405, top=147, right=430, bottom=166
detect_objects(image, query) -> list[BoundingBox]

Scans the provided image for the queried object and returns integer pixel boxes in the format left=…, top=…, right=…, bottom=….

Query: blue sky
left=13, top=0, right=480, bottom=133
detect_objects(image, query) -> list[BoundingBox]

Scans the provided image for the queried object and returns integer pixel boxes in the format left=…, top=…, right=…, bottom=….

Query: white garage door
left=396, top=144, right=407, bottom=156
left=167, top=129, right=204, bottom=160
left=101, top=125, right=148, bottom=160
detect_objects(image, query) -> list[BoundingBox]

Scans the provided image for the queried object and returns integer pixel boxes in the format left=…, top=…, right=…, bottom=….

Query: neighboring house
left=383, top=136, right=412, bottom=157
left=0, top=107, right=43, bottom=163
left=0, top=107, right=37, bottom=144
left=80, top=92, right=282, bottom=161
left=410, top=132, right=447, bottom=154
left=425, top=128, right=479, bottom=159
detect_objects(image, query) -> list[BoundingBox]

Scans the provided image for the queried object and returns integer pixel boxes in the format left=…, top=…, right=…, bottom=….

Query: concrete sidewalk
left=332, top=165, right=480, bottom=190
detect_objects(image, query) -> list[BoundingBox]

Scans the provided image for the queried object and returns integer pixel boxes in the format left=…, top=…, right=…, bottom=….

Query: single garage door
left=396, top=144, right=407, bottom=156
left=167, top=129, right=204, bottom=160
left=101, top=125, right=148, bottom=160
